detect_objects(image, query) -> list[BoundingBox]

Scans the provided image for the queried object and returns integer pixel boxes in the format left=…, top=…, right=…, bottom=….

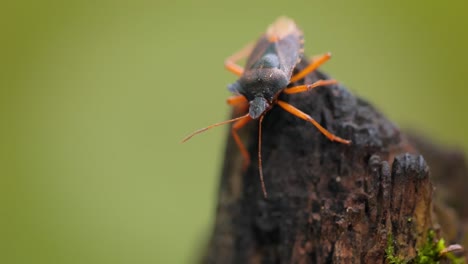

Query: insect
left=182, top=17, right=351, bottom=198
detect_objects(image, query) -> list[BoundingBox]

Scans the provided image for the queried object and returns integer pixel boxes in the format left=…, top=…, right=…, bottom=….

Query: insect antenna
left=181, top=113, right=250, bottom=143
left=258, top=115, right=268, bottom=198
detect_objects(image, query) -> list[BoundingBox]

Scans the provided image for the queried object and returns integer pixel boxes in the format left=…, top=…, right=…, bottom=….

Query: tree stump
left=204, top=60, right=468, bottom=263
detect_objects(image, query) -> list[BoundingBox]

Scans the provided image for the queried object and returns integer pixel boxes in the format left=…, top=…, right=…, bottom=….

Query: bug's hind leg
left=276, top=100, right=351, bottom=144
left=224, top=42, right=255, bottom=76
left=284, top=79, right=338, bottom=94
left=290, top=52, right=331, bottom=83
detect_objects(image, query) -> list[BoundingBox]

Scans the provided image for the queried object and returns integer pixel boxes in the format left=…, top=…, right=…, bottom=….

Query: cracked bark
left=203, top=59, right=468, bottom=263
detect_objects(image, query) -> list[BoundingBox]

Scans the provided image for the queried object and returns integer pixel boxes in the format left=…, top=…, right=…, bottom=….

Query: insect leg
left=277, top=100, right=351, bottom=144
left=290, top=52, right=331, bottom=83
left=284, top=79, right=338, bottom=94
left=224, top=42, right=255, bottom=76
left=232, top=115, right=253, bottom=170
left=227, top=95, right=249, bottom=116
left=227, top=95, right=248, bottom=105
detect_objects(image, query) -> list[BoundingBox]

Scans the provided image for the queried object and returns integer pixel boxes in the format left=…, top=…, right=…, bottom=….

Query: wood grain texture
left=204, top=59, right=468, bottom=264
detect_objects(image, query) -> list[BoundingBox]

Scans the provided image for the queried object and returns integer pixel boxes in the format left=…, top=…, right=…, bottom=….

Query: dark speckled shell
left=238, top=18, right=304, bottom=102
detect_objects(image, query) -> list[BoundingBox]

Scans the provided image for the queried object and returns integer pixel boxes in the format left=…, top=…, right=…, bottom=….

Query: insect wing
left=267, top=17, right=304, bottom=79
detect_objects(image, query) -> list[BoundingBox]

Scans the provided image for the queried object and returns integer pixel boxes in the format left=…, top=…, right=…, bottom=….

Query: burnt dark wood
left=204, top=60, right=468, bottom=263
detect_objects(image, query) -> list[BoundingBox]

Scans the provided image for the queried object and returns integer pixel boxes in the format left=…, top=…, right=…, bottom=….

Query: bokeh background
left=2, top=0, right=467, bottom=263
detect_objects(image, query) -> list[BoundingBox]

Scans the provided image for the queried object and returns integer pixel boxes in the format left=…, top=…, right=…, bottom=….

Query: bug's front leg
left=227, top=95, right=251, bottom=169
left=231, top=116, right=252, bottom=170
left=227, top=94, right=248, bottom=115
left=226, top=95, right=248, bottom=105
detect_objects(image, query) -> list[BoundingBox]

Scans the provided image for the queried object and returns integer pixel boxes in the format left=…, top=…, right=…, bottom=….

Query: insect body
left=229, top=19, right=303, bottom=118
left=183, top=17, right=351, bottom=198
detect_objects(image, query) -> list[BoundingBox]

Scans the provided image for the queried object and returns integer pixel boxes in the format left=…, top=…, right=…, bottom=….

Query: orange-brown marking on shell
left=266, top=16, right=302, bottom=41
left=268, top=35, right=279, bottom=42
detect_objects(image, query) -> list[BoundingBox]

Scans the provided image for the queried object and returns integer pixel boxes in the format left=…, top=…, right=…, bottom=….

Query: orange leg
left=232, top=115, right=253, bottom=170
left=224, top=42, right=255, bottom=76
left=290, top=52, right=331, bottom=83
left=277, top=100, right=351, bottom=144
left=226, top=95, right=248, bottom=105
left=284, top=79, right=338, bottom=95
left=227, top=95, right=248, bottom=116
left=227, top=95, right=251, bottom=169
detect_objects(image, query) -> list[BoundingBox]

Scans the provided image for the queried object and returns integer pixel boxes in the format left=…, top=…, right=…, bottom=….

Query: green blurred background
left=2, top=1, right=467, bottom=263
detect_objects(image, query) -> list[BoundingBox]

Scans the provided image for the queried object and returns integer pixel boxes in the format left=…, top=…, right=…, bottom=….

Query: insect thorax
left=233, top=68, right=289, bottom=102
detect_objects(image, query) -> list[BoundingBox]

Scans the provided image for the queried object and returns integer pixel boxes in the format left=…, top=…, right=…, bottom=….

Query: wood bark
left=204, top=60, right=468, bottom=263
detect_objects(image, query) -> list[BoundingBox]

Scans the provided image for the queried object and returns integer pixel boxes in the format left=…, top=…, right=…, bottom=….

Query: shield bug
left=182, top=17, right=351, bottom=198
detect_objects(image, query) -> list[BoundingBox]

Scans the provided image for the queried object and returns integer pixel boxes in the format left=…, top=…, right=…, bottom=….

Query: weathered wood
left=407, top=134, right=468, bottom=249
left=204, top=59, right=467, bottom=263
